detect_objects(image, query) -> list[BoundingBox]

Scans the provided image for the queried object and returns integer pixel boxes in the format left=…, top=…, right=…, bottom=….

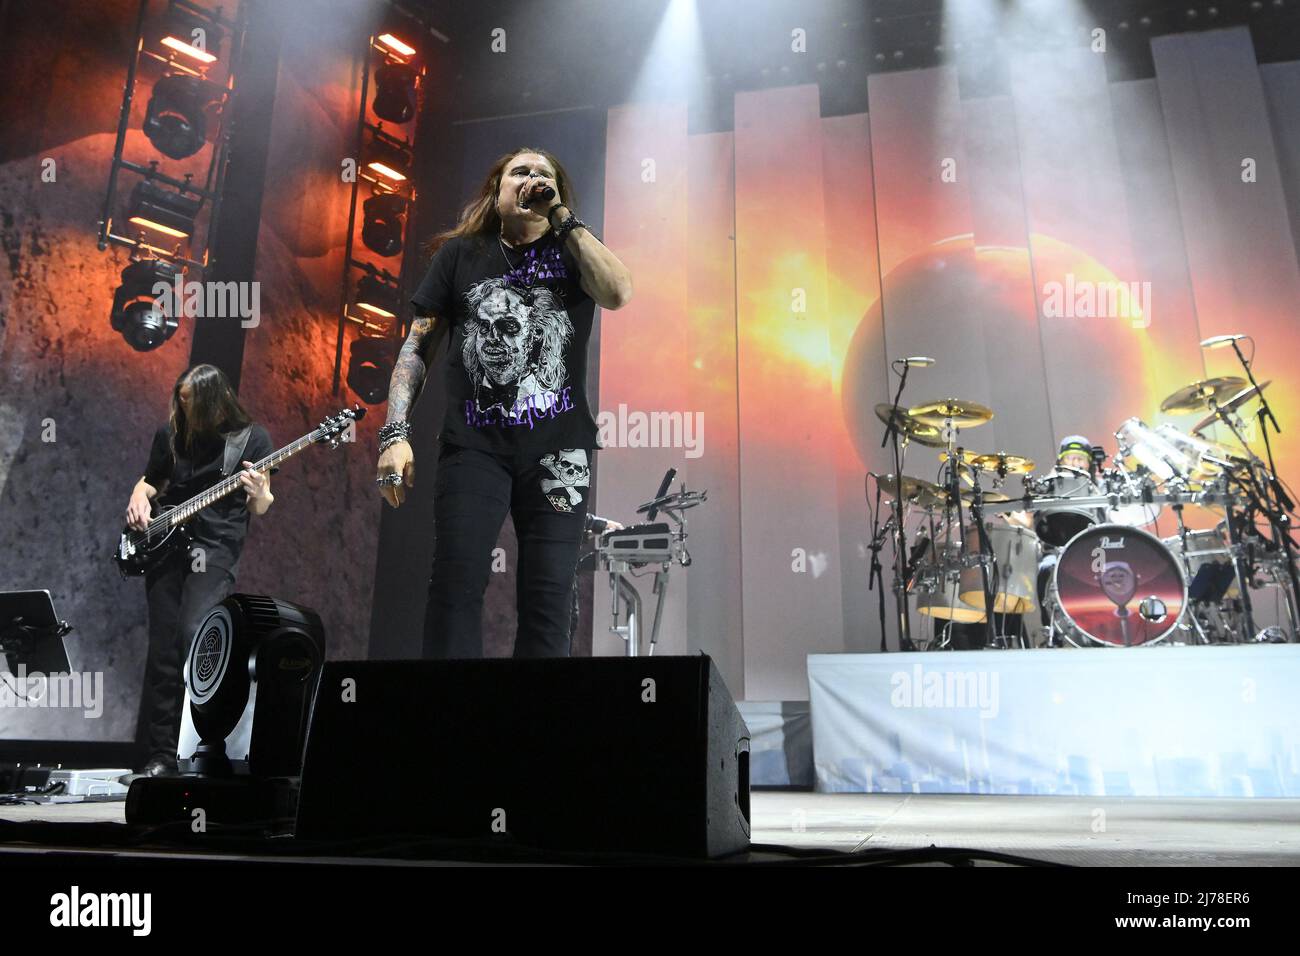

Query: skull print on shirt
left=539, top=449, right=590, bottom=512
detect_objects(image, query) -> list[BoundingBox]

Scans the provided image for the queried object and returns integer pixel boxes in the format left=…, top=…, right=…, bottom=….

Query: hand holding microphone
left=517, top=174, right=561, bottom=216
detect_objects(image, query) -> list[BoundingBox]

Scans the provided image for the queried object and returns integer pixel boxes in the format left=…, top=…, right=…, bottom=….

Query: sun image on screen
left=1054, top=525, right=1187, bottom=647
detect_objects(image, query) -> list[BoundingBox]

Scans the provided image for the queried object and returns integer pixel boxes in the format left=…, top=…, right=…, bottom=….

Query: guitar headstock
left=314, top=405, right=367, bottom=449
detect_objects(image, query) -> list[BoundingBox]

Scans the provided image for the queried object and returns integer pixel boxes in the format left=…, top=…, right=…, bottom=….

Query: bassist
left=124, top=364, right=275, bottom=777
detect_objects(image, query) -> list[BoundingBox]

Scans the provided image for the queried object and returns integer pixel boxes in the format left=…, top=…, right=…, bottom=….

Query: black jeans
left=423, top=441, right=591, bottom=659
left=139, top=550, right=235, bottom=762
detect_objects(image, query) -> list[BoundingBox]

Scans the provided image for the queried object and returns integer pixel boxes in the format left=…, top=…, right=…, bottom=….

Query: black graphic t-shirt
left=142, top=423, right=275, bottom=572
left=410, top=231, right=599, bottom=456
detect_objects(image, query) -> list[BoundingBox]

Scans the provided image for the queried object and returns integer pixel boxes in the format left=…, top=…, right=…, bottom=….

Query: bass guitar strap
left=221, top=426, right=254, bottom=478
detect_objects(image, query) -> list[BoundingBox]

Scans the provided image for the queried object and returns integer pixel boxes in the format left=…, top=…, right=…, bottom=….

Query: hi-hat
left=908, top=399, right=994, bottom=428
left=874, top=402, right=945, bottom=447
left=1160, top=377, right=1248, bottom=415
left=1191, top=380, right=1271, bottom=435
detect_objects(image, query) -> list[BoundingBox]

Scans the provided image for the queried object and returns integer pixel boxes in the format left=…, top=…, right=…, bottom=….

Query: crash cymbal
left=1160, top=377, right=1248, bottom=415
left=875, top=473, right=944, bottom=506
left=908, top=399, right=994, bottom=428
left=1191, top=381, right=1271, bottom=435
left=874, top=402, right=946, bottom=448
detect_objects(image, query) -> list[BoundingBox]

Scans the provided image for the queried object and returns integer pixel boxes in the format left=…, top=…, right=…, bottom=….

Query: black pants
left=423, top=442, right=591, bottom=659
left=139, top=551, right=235, bottom=762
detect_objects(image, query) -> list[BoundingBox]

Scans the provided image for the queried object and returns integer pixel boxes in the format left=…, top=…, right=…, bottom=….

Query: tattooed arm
left=385, top=315, right=449, bottom=425
left=377, top=314, right=448, bottom=507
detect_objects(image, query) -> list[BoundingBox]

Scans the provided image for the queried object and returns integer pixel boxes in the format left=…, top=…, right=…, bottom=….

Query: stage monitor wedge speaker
left=295, top=655, right=750, bottom=858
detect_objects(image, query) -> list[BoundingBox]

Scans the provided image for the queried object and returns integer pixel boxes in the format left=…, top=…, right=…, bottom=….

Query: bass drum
left=1051, top=523, right=1186, bottom=647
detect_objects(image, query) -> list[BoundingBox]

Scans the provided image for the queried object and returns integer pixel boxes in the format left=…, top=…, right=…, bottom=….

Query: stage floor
left=2, top=791, right=1297, bottom=865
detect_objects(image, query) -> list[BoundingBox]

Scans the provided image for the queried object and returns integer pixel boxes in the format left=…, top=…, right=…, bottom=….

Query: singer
left=376, top=147, right=633, bottom=658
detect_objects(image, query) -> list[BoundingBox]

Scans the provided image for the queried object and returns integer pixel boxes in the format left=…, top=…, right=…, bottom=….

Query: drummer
left=1055, top=435, right=1095, bottom=476
left=1004, top=434, right=1096, bottom=530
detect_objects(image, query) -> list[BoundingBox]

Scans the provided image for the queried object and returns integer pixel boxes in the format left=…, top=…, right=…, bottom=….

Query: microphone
left=1200, top=334, right=1246, bottom=350
left=901, top=356, right=936, bottom=367
left=519, top=183, right=556, bottom=208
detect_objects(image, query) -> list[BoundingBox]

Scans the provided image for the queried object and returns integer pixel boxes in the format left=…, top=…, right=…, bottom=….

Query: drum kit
left=869, top=365, right=1299, bottom=650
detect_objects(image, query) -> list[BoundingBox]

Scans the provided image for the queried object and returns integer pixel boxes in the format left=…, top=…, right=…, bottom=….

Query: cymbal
left=1191, top=380, right=1271, bottom=435
left=937, top=450, right=1034, bottom=476
left=969, top=452, right=1035, bottom=475
left=875, top=473, right=943, bottom=507
left=908, top=399, right=994, bottom=428
left=874, top=403, right=946, bottom=448
left=635, top=490, right=706, bottom=514
left=1160, top=377, right=1248, bottom=415
left=963, top=489, right=1011, bottom=503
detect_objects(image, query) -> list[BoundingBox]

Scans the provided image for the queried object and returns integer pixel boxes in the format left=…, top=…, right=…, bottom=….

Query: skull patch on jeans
left=539, top=448, right=589, bottom=512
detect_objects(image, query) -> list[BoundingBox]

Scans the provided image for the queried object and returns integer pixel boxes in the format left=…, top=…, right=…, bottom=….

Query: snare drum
left=1051, top=523, right=1186, bottom=647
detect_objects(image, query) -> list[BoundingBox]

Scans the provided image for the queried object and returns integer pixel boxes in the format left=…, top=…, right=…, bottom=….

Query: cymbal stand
left=882, top=363, right=917, bottom=651
left=866, top=475, right=892, bottom=653
left=1228, top=339, right=1300, bottom=639
left=967, top=458, right=998, bottom=649
left=941, top=424, right=997, bottom=649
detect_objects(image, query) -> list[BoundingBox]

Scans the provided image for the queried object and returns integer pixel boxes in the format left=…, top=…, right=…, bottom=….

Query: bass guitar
left=113, top=405, right=365, bottom=576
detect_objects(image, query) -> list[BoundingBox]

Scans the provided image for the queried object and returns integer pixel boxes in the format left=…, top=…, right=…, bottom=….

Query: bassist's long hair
left=169, top=364, right=252, bottom=459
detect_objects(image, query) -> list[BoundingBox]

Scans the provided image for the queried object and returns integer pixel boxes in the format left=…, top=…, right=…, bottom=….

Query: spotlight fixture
left=144, top=74, right=222, bottom=160
left=376, top=33, right=416, bottom=59
left=160, top=34, right=218, bottom=65
left=126, top=180, right=202, bottom=239
left=355, top=273, right=401, bottom=318
left=110, top=258, right=184, bottom=352
left=361, top=193, right=409, bottom=257
left=347, top=335, right=395, bottom=405
left=372, top=62, right=419, bottom=123
left=364, top=137, right=412, bottom=184
left=155, top=8, right=223, bottom=68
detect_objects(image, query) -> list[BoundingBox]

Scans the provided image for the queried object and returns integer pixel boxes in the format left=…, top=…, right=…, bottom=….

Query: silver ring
left=375, top=474, right=404, bottom=486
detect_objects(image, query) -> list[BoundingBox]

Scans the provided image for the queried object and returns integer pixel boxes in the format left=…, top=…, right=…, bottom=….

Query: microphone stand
left=1228, top=340, right=1300, bottom=640
left=882, top=362, right=916, bottom=651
